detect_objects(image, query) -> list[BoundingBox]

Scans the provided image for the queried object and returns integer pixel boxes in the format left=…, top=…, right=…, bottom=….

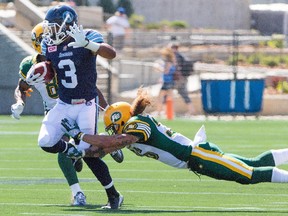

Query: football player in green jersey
left=62, top=87, right=288, bottom=185
left=11, top=23, right=87, bottom=206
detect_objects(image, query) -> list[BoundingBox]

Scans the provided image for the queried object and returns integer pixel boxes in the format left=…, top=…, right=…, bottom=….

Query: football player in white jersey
left=62, top=87, right=288, bottom=186
left=11, top=23, right=88, bottom=205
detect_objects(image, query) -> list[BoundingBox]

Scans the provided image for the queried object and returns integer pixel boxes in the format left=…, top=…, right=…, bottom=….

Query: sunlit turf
left=1, top=115, right=288, bottom=216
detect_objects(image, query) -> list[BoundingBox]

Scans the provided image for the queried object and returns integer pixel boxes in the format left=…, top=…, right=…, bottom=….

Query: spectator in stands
left=170, top=42, right=196, bottom=116
left=106, top=7, right=130, bottom=51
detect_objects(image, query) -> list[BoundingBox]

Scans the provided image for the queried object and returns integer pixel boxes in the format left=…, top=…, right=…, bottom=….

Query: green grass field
left=1, top=115, right=288, bottom=216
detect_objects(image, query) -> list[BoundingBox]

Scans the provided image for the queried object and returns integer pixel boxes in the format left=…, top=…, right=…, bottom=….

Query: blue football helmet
left=43, top=5, right=78, bottom=45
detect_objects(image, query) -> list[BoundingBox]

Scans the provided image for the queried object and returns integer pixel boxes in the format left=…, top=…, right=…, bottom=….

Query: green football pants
left=188, top=142, right=273, bottom=184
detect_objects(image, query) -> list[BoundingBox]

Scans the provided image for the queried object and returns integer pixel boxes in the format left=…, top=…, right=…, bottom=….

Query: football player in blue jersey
left=27, top=5, right=123, bottom=209
left=62, top=88, right=288, bottom=187
left=11, top=23, right=88, bottom=206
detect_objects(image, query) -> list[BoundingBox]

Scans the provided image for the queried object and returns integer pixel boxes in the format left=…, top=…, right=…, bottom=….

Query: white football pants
left=38, top=99, right=96, bottom=151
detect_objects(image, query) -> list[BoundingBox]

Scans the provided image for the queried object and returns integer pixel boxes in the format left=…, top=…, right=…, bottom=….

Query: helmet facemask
left=105, top=123, right=120, bottom=135
left=43, top=11, right=75, bottom=46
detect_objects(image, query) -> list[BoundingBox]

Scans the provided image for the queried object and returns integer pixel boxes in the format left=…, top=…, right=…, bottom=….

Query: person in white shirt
left=106, top=7, right=130, bottom=51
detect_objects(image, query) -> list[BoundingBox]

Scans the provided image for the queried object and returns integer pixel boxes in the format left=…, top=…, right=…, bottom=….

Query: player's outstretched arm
left=95, top=43, right=116, bottom=59
left=82, top=133, right=139, bottom=156
left=61, top=118, right=138, bottom=156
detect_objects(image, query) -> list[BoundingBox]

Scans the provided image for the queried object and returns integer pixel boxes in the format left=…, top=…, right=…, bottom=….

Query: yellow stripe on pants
left=191, top=146, right=253, bottom=179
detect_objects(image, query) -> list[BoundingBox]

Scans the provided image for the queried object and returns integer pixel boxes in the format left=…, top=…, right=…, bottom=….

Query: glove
left=26, top=65, right=45, bottom=85
left=61, top=118, right=83, bottom=142
left=66, top=23, right=89, bottom=48
left=64, top=142, right=85, bottom=159
left=24, top=88, right=33, bottom=97
left=11, top=102, right=24, bottom=120
left=192, top=125, right=207, bottom=146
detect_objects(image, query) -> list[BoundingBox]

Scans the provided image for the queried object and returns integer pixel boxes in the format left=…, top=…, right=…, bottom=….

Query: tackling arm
left=61, top=118, right=139, bottom=157
left=82, top=133, right=139, bottom=157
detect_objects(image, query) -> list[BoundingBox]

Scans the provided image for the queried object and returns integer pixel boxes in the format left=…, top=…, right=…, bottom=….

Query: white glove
left=26, top=65, right=45, bottom=85
left=66, top=23, right=89, bottom=48
left=11, top=102, right=25, bottom=120
left=192, top=125, right=207, bottom=146
left=64, top=142, right=85, bottom=160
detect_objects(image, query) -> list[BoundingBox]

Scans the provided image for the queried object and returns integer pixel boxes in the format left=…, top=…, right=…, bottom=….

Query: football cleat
left=72, top=191, right=86, bottom=206
left=72, top=158, right=83, bottom=172
left=101, top=193, right=124, bottom=210
left=110, top=149, right=124, bottom=163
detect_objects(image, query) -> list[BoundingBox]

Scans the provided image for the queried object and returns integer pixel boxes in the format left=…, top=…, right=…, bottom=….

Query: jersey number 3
left=58, top=59, right=77, bottom=88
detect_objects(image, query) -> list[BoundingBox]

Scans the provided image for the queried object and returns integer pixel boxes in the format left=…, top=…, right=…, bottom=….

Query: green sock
left=58, top=152, right=79, bottom=186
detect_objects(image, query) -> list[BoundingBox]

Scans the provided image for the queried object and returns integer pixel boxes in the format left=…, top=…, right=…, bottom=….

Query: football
left=30, top=61, right=55, bottom=83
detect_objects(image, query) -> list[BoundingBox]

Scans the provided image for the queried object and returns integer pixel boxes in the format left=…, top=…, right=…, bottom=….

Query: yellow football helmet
left=104, top=102, right=132, bottom=135
left=31, top=22, right=44, bottom=53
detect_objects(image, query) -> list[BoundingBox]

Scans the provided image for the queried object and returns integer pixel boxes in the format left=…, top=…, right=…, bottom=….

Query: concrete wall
left=0, top=23, right=44, bottom=115
left=14, top=0, right=45, bottom=31
left=132, top=0, right=251, bottom=30
left=14, top=0, right=103, bottom=31
left=76, top=6, right=103, bottom=28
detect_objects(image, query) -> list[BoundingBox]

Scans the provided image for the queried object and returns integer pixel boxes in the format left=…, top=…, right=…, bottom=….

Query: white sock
left=70, top=183, right=82, bottom=197
left=271, top=167, right=288, bottom=183
left=103, top=181, right=114, bottom=189
left=271, top=149, right=288, bottom=166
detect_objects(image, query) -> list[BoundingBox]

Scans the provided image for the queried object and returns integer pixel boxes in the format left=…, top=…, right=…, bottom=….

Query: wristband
left=77, top=132, right=85, bottom=141
left=85, top=41, right=100, bottom=52
left=84, top=38, right=90, bottom=48
left=104, top=105, right=109, bottom=111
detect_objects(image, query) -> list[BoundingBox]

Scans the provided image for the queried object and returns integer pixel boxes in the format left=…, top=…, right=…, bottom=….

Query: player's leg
left=58, top=152, right=86, bottom=206
left=38, top=102, right=66, bottom=151
left=190, top=142, right=253, bottom=184
left=226, top=148, right=288, bottom=167
left=190, top=142, right=288, bottom=184
left=78, top=99, right=123, bottom=209
left=84, top=157, right=123, bottom=209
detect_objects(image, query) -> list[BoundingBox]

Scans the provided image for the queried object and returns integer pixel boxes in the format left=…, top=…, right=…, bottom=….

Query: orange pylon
left=166, top=96, right=174, bottom=120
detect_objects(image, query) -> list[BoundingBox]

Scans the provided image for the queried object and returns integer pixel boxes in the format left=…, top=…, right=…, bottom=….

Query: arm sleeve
left=123, top=120, right=151, bottom=142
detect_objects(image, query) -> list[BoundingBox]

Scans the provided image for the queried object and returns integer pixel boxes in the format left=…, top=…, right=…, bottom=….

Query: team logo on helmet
left=111, top=112, right=121, bottom=123
left=63, top=11, right=74, bottom=24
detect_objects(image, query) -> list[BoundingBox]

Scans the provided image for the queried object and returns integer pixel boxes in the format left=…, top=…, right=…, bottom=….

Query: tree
left=116, top=0, right=134, bottom=17
left=98, top=0, right=115, bottom=14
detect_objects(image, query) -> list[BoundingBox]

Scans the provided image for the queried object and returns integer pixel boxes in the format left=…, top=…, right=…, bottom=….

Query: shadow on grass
left=54, top=204, right=288, bottom=214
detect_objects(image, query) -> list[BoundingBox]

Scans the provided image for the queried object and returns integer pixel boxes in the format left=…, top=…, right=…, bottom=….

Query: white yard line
left=0, top=131, right=38, bottom=135
left=21, top=214, right=85, bottom=216
left=0, top=187, right=287, bottom=197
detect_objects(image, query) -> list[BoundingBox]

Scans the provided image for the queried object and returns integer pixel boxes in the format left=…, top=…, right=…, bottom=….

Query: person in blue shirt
left=26, top=5, right=123, bottom=209
left=154, top=47, right=176, bottom=116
